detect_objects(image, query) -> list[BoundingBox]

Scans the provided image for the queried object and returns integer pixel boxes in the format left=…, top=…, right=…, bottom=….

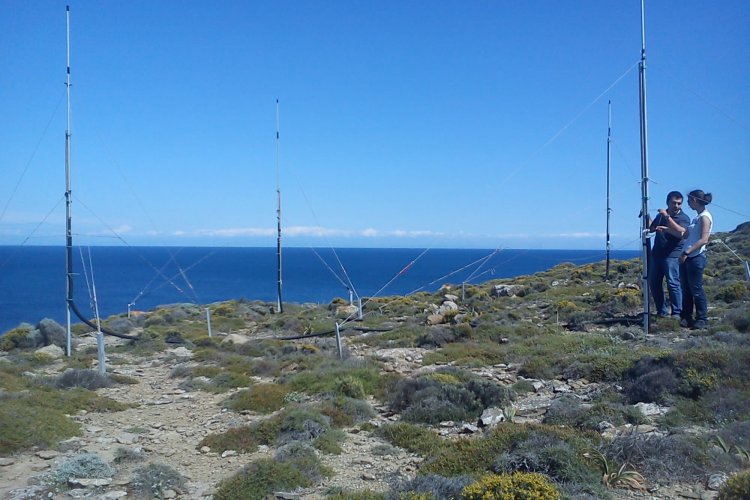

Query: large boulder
left=38, top=318, right=67, bottom=347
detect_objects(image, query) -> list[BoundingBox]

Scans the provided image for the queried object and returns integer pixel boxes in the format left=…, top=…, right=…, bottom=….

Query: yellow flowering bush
left=460, top=472, right=561, bottom=500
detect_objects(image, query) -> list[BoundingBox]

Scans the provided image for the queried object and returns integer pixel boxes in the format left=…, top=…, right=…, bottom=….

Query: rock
left=437, top=301, right=458, bottom=314
left=491, top=284, right=525, bottom=297
left=38, top=318, right=66, bottom=347
left=103, top=492, right=128, bottom=499
left=221, top=333, right=250, bottom=345
left=273, top=493, right=301, bottom=500
left=162, top=489, right=177, bottom=499
left=478, top=407, right=505, bottom=427
left=532, top=381, right=545, bottom=392
left=35, top=450, right=59, bottom=460
left=444, top=294, right=459, bottom=302
left=461, top=423, right=479, bottom=434
left=0, top=457, right=15, bottom=466
left=335, top=304, right=359, bottom=318
left=361, top=473, right=376, bottom=481
left=707, top=473, right=728, bottom=491
left=426, top=314, right=444, bottom=325
left=35, top=344, right=64, bottom=359
left=68, top=478, right=113, bottom=488
left=168, top=346, right=193, bottom=359
left=115, top=433, right=139, bottom=444
left=634, top=402, right=663, bottom=418
left=221, top=450, right=238, bottom=458
left=552, top=381, right=572, bottom=393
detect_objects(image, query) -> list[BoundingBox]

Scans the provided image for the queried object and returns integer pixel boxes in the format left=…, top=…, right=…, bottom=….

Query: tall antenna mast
left=275, top=99, right=284, bottom=314
left=64, top=5, right=74, bottom=356
left=605, top=100, right=612, bottom=280
left=62, top=6, right=135, bottom=343
left=638, top=0, right=651, bottom=331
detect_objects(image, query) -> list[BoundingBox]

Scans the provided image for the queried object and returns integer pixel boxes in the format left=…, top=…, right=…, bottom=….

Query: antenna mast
left=275, top=99, right=283, bottom=314
left=638, top=0, right=651, bottom=331
left=65, top=5, right=74, bottom=356
left=605, top=100, right=612, bottom=280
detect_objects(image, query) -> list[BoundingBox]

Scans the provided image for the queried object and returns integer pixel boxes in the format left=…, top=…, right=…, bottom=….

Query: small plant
left=51, top=453, right=114, bottom=484
left=459, top=472, right=561, bottom=499
left=584, top=449, right=646, bottom=490
left=131, top=463, right=187, bottom=498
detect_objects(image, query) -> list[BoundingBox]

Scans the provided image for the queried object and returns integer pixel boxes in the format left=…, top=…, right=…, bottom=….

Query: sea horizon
left=0, top=245, right=640, bottom=333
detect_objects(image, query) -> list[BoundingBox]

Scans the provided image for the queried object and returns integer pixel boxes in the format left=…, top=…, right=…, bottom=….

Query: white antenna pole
left=606, top=100, right=612, bottom=280
left=87, top=248, right=106, bottom=375
left=65, top=5, right=73, bottom=357
left=639, top=0, right=652, bottom=331
left=275, top=99, right=284, bottom=314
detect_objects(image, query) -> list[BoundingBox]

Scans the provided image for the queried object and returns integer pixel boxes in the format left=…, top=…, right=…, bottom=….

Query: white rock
left=478, top=407, right=505, bottom=427
left=221, top=333, right=250, bottom=345
left=221, top=450, right=238, bottom=458
left=708, top=473, right=728, bottom=491
left=35, top=344, right=64, bottom=359
left=168, top=346, right=193, bottom=358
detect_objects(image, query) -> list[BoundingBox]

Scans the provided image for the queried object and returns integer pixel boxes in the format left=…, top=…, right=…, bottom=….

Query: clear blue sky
left=1, top=0, right=748, bottom=250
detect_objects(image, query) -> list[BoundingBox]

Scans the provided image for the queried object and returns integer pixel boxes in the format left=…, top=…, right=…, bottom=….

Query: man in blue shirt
left=649, top=191, right=690, bottom=317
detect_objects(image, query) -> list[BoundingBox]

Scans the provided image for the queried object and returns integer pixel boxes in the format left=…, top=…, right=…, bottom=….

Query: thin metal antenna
left=639, top=0, right=651, bottom=331
left=605, top=100, right=612, bottom=280
left=275, top=99, right=283, bottom=314
left=65, top=5, right=73, bottom=356
left=86, top=247, right=106, bottom=375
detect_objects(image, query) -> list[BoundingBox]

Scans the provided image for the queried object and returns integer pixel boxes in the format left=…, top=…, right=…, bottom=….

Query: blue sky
left=1, top=0, right=748, bottom=250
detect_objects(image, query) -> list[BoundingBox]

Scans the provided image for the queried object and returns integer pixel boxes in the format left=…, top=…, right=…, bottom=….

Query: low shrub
left=492, top=432, right=600, bottom=485
left=459, top=472, right=561, bottom=500
left=319, top=396, right=376, bottom=427
left=392, top=474, right=473, bottom=499
left=375, top=422, right=444, bottom=456
left=387, top=370, right=514, bottom=425
left=213, top=458, right=312, bottom=499
left=223, top=383, right=288, bottom=414
left=275, top=441, right=333, bottom=480
left=0, top=398, right=80, bottom=454
left=718, top=469, right=750, bottom=500
left=55, top=369, right=111, bottom=390
left=603, top=433, right=710, bottom=483
left=131, top=463, right=187, bottom=498
left=623, top=356, right=679, bottom=404
left=50, top=453, right=114, bottom=484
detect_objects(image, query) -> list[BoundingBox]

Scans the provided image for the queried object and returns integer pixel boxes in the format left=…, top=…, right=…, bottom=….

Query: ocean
left=0, top=246, right=639, bottom=333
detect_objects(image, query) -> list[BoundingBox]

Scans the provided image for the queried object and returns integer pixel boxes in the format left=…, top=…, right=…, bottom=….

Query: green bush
left=375, top=422, right=444, bottom=456
left=387, top=370, right=514, bottom=425
left=718, top=469, right=750, bottom=500
left=223, top=383, right=288, bottom=413
left=213, top=458, right=312, bottom=499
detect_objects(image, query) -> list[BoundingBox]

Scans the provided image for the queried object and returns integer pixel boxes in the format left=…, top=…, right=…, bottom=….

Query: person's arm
left=654, top=209, right=686, bottom=238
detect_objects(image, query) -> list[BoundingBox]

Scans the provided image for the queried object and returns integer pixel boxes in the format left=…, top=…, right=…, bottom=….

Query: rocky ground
left=0, top=329, right=728, bottom=499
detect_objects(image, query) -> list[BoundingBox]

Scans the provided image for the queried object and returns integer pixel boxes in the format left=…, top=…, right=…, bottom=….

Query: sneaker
left=679, top=318, right=691, bottom=328
left=693, top=320, right=708, bottom=330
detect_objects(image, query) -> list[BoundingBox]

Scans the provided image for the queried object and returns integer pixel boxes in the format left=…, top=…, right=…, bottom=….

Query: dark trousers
left=681, top=253, right=708, bottom=322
